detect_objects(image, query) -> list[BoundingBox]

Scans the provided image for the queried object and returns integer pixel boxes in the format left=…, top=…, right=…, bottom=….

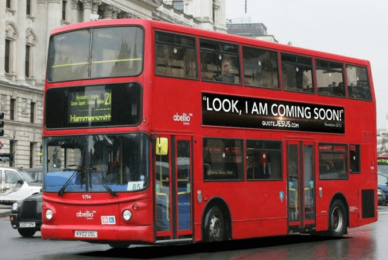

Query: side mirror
left=17, top=180, right=24, bottom=185
left=156, top=137, right=168, bottom=155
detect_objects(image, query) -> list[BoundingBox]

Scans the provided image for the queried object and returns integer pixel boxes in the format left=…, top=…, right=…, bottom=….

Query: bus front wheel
left=204, top=206, right=224, bottom=242
left=328, top=200, right=347, bottom=237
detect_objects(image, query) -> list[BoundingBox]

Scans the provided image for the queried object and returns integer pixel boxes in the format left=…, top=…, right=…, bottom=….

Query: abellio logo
left=173, top=113, right=192, bottom=125
left=76, top=210, right=96, bottom=218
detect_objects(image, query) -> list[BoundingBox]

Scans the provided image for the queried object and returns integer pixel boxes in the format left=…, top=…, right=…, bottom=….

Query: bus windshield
left=47, top=26, right=144, bottom=82
left=43, top=133, right=149, bottom=193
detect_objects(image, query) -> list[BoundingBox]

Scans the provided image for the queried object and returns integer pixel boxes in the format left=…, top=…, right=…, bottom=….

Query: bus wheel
left=328, top=200, right=347, bottom=237
left=204, top=206, right=224, bottom=242
left=18, top=228, right=36, bottom=237
left=108, top=242, right=130, bottom=248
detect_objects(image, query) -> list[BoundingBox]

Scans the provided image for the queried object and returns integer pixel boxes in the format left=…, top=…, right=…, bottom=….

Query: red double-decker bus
left=41, top=19, right=377, bottom=248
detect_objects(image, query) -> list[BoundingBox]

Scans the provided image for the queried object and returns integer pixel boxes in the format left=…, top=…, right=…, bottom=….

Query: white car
left=0, top=167, right=42, bottom=204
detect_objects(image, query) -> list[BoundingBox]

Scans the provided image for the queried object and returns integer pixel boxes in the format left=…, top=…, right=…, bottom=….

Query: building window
left=10, top=140, right=15, bottom=167
left=5, top=40, right=10, bottom=73
left=30, top=143, right=35, bottom=168
left=62, top=1, right=67, bottom=20
left=25, top=45, right=31, bottom=77
left=173, top=0, right=184, bottom=11
left=27, top=0, right=31, bottom=15
left=6, top=0, right=11, bottom=8
left=10, top=99, right=15, bottom=120
left=30, top=102, right=35, bottom=123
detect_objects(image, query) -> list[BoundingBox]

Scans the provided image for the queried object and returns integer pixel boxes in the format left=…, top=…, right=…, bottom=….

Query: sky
left=225, top=0, right=388, bottom=130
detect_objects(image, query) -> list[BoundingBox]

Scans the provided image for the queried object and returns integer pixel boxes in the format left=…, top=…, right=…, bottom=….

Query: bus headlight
left=46, top=209, right=53, bottom=220
left=12, top=202, right=18, bottom=211
left=122, top=210, right=132, bottom=221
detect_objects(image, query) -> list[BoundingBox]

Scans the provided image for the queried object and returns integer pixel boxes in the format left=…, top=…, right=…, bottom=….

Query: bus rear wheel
left=328, top=200, right=347, bottom=237
left=204, top=206, right=224, bottom=242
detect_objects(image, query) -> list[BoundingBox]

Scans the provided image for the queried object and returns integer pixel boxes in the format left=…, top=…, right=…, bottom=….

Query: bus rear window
left=48, top=26, right=143, bottom=82
left=45, top=83, right=141, bottom=129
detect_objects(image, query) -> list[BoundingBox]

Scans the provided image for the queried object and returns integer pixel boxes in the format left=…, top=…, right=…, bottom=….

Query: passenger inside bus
left=214, top=58, right=235, bottom=83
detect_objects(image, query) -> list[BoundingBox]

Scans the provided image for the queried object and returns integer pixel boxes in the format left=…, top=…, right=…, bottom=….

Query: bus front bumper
left=41, top=224, right=154, bottom=243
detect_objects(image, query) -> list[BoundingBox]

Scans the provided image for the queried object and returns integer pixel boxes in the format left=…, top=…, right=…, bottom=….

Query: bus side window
left=243, top=46, right=279, bottom=89
left=349, top=144, right=360, bottom=173
left=155, top=32, right=197, bottom=80
left=200, top=39, right=240, bottom=85
left=281, top=54, right=314, bottom=94
left=246, top=140, right=282, bottom=180
left=316, top=60, right=345, bottom=97
left=346, top=65, right=371, bottom=100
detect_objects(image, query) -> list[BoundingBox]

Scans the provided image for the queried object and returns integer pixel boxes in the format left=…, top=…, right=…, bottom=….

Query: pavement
left=0, top=205, right=11, bottom=218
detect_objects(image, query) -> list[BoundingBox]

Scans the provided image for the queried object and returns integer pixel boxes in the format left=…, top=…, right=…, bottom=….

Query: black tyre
left=18, top=228, right=36, bottom=238
left=203, top=206, right=224, bottom=242
left=108, top=242, right=131, bottom=248
left=328, top=200, right=347, bottom=237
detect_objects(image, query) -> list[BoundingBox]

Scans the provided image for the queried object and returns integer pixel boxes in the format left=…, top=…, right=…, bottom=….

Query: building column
left=47, top=0, right=62, bottom=43
left=0, top=0, right=6, bottom=79
left=92, top=0, right=102, bottom=15
left=101, top=4, right=113, bottom=19
left=16, top=0, right=27, bottom=83
left=71, top=0, right=80, bottom=23
left=82, top=0, right=93, bottom=22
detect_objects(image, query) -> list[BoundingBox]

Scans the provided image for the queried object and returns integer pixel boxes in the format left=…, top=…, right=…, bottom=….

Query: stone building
left=0, top=0, right=226, bottom=168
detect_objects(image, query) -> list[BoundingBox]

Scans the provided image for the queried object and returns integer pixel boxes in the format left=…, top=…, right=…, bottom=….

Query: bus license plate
left=20, top=222, right=36, bottom=228
left=75, top=231, right=98, bottom=238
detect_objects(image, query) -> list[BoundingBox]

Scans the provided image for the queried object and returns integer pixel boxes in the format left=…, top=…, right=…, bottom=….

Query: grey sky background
left=226, top=0, right=388, bottom=130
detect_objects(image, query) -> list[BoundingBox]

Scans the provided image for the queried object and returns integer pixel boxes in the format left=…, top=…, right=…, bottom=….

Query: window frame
left=246, top=139, right=283, bottom=181
left=316, top=59, right=345, bottom=97
left=281, top=53, right=314, bottom=94
left=154, top=31, right=198, bottom=80
left=200, top=38, right=241, bottom=85
left=318, top=143, right=348, bottom=180
left=203, top=137, right=244, bottom=181
left=346, top=64, right=372, bottom=101
left=242, top=45, right=280, bottom=90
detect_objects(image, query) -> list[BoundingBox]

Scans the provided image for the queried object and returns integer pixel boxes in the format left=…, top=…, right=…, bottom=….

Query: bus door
left=154, top=134, right=193, bottom=241
left=287, top=140, right=315, bottom=230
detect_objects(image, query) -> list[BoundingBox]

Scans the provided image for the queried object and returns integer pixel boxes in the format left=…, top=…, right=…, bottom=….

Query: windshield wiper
left=58, top=170, right=78, bottom=197
left=89, top=167, right=117, bottom=197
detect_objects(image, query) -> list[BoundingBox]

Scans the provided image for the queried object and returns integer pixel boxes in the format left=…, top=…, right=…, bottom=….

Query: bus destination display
left=68, top=90, right=112, bottom=124
left=202, top=93, right=345, bottom=134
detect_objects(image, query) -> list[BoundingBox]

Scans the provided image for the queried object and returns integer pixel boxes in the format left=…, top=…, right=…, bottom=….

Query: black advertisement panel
left=202, top=93, right=345, bottom=133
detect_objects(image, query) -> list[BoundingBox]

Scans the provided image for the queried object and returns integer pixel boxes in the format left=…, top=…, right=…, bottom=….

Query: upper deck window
left=281, top=54, right=313, bottom=93
left=155, top=31, right=197, bottom=79
left=316, top=60, right=345, bottom=97
left=346, top=65, right=371, bottom=101
left=200, top=39, right=241, bottom=85
left=243, top=46, right=279, bottom=89
left=48, top=26, right=143, bottom=82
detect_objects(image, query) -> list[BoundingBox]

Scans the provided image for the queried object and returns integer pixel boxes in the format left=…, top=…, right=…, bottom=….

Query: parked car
left=378, top=188, right=386, bottom=206
left=378, top=172, right=388, bottom=205
left=22, top=167, right=43, bottom=183
left=10, top=193, right=42, bottom=237
left=0, top=167, right=42, bottom=204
